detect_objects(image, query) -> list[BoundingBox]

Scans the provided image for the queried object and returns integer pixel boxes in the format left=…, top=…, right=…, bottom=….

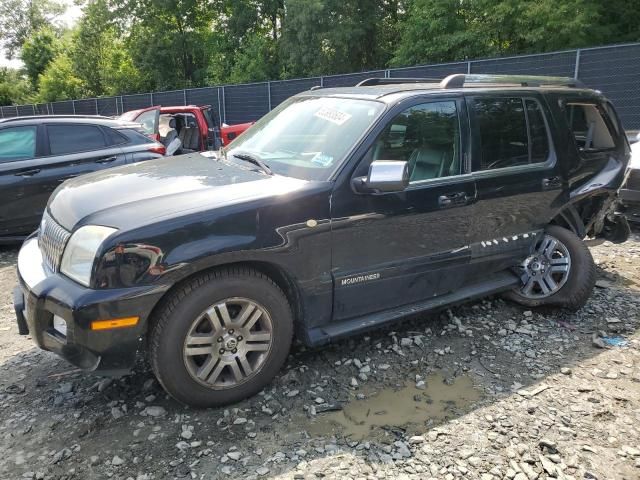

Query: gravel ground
left=0, top=230, right=639, bottom=480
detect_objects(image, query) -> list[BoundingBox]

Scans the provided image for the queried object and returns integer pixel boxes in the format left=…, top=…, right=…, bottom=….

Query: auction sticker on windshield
left=314, top=107, right=352, bottom=126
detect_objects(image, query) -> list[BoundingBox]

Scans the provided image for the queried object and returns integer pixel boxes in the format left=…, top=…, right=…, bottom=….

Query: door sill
left=306, top=270, right=519, bottom=346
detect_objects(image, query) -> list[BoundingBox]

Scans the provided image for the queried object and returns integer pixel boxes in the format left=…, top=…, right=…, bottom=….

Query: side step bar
left=306, top=270, right=520, bottom=346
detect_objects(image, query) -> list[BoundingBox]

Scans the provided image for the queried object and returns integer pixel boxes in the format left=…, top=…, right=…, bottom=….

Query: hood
left=48, top=153, right=308, bottom=231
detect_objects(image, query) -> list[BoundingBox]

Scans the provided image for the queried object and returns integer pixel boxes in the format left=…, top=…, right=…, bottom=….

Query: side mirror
left=353, top=160, right=409, bottom=193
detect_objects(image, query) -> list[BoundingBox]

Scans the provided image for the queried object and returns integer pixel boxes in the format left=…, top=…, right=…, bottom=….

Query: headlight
left=60, top=225, right=117, bottom=287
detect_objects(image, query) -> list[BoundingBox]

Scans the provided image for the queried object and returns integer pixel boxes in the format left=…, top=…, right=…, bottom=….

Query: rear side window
left=565, top=103, right=615, bottom=150
left=0, top=126, right=37, bottom=162
left=473, top=97, right=550, bottom=171
left=48, top=124, right=107, bottom=155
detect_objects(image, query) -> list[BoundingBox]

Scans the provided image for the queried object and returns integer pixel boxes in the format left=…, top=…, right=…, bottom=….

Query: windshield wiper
left=229, top=151, right=273, bottom=175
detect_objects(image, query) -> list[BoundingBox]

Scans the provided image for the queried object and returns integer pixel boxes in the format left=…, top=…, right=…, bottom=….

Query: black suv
left=14, top=75, right=630, bottom=407
left=0, top=115, right=165, bottom=242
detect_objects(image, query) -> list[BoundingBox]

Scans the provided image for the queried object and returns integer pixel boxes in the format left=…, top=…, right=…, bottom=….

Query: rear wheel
left=504, top=225, right=596, bottom=310
left=149, top=268, right=293, bottom=407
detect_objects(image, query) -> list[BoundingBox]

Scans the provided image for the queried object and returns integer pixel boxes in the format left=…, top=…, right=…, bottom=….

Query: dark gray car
left=0, top=116, right=166, bottom=242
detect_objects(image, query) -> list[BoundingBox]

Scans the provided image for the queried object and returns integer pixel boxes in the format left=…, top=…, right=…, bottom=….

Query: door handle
left=542, top=176, right=561, bottom=189
left=15, top=169, right=41, bottom=177
left=96, top=156, right=117, bottom=164
left=438, top=192, right=468, bottom=208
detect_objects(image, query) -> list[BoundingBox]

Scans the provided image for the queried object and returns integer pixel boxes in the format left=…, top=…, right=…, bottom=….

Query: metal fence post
left=320, top=76, right=324, bottom=87
left=95, top=99, right=99, bottom=115
left=467, top=61, right=472, bottom=74
left=217, top=88, right=222, bottom=124
left=574, top=49, right=581, bottom=79
left=267, top=81, right=272, bottom=111
left=183, top=89, right=187, bottom=106
left=32, top=105, right=35, bottom=115
left=221, top=86, right=226, bottom=124
left=150, top=92, right=154, bottom=106
left=0, top=107, right=4, bottom=118
left=72, top=100, right=76, bottom=114
left=385, top=69, right=390, bottom=78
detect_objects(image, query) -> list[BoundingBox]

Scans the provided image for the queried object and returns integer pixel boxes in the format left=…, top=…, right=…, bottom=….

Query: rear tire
left=149, top=267, right=293, bottom=408
left=504, top=225, right=596, bottom=310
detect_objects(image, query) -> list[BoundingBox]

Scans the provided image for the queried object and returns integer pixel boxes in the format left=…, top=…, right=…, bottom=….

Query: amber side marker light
left=91, top=317, right=139, bottom=331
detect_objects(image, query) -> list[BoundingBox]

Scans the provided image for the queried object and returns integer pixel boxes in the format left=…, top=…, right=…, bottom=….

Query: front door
left=330, top=98, right=477, bottom=321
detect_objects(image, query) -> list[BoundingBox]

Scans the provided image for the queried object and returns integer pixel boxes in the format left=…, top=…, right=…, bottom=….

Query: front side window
left=370, top=101, right=460, bottom=182
left=474, top=97, right=550, bottom=171
left=48, top=124, right=107, bottom=155
left=565, top=103, right=615, bottom=151
left=0, top=126, right=37, bottom=162
left=227, top=96, right=385, bottom=181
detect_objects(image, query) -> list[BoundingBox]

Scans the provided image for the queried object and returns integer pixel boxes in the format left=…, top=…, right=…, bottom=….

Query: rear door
left=466, top=94, right=563, bottom=276
left=0, top=124, right=46, bottom=236
left=31, top=123, right=128, bottom=214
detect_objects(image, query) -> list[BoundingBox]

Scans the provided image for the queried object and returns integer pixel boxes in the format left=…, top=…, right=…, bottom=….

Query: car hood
left=48, top=153, right=308, bottom=231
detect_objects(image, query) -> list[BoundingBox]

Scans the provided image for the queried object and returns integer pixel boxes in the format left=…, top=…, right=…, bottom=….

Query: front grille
left=39, top=212, right=71, bottom=272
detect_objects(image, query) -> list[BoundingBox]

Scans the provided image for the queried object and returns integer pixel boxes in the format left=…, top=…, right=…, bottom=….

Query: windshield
left=227, top=96, right=385, bottom=180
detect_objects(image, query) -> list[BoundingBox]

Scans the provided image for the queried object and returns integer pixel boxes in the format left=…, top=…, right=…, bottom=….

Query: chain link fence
left=2, top=42, right=639, bottom=129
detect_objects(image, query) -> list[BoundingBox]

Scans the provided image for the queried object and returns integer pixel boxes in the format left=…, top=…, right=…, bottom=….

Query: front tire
left=504, top=225, right=596, bottom=310
left=149, top=267, right=293, bottom=408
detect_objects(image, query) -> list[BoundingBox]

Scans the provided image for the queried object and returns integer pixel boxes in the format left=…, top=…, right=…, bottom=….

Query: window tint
left=526, top=100, right=550, bottom=163
left=0, top=126, right=37, bottom=162
left=371, top=101, right=460, bottom=182
left=474, top=97, right=550, bottom=171
left=48, top=124, right=106, bottom=155
left=565, top=103, right=615, bottom=150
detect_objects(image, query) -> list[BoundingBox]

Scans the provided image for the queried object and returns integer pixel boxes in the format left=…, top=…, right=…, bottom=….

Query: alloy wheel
left=516, top=234, right=572, bottom=299
left=182, top=297, right=273, bottom=389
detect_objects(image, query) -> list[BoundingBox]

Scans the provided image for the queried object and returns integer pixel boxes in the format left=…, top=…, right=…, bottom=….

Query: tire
left=504, top=225, right=596, bottom=310
left=149, top=267, right=293, bottom=408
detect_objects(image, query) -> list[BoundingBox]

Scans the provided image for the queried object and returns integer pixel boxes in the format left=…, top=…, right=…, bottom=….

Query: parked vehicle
left=0, top=116, right=165, bottom=242
left=14, top=74, right=630, bottom=407
left=119, top=105, right=253, bottom=152
left=620, top=133, right=640, bottom=223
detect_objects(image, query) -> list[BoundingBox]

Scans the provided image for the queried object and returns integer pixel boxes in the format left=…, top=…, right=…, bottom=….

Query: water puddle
left=307, top=373, right=481, bottom=440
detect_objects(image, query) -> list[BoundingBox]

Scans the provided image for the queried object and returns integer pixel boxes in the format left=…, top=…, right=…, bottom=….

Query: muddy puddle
left=306, top=373, right=481, bottom=440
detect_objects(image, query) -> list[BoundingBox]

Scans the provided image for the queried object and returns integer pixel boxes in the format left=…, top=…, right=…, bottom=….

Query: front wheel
left=149, top=268, right=293, bottom=407
left=504, top=225, right=596, bottom=310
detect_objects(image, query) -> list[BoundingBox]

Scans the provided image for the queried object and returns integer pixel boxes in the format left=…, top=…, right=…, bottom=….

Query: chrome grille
left=38, top=212, right=71, bottom=272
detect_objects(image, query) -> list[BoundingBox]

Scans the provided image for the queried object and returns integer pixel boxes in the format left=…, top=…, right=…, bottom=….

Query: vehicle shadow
left=0, top=273, right=638, bottom=479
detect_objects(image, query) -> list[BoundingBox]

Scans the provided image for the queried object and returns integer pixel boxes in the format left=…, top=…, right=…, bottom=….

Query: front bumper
left=14, top=237, right=168, bottom=374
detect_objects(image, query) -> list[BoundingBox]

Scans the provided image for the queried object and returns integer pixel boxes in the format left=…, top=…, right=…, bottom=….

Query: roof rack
left=356, top=77, right=441, bottom=87
left=440, top=74, right=586, bottom=89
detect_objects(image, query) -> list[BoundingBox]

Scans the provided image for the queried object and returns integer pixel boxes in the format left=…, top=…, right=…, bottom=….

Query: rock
left=227, top=451, right=241, bottom=461
left=58, top=383, right=73, bottom=394
left=539, top=455, right=557, bottom=476
left=143, top=406, right=167, bottom=417
left=459, top=449, right=474, bottom=460
left=256, top=467, right=269, bottom=475
left=592, top=333, right=607, bottom=349
left=287, top=390, right=300, bottom=397
left=97, top=378, right=112, bottom=392
left=111, top=407, right=124, bottom=419
left=181, top=430, right=193, bottom=440
left=111, top=455, right=125, bottom=466
left=415, top=380, right=426, bottom=390
left=560, top=367, right=572, bottom=375
left=350, top=377, right=358, bottom=387
left=408, top=435, right=425, bottom=444
left=233, top=417, right=248, bottom=425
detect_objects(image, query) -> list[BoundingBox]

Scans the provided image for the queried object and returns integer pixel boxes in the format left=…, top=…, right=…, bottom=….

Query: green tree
left=20, top=27, right=61, bottom=87
left=0, top=0, right=64, bottom=58
left=0, top=67, right=32, bottom=105
left=37, top=53, right=84, bottom=102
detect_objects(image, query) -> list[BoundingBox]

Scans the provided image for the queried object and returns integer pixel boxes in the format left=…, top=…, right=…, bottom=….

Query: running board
left=307, top=270, right=520, bottom=346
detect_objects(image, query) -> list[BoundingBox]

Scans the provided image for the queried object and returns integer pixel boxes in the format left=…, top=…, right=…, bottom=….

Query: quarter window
left=0, top=126, right=37, bottom=162
left=565, top=103, right=615, bottom=150
left=474, top=97, right=550, bottom=171
left=48, top=125, right=107, bottom=155
left=371, top=101, right=460, bottom=182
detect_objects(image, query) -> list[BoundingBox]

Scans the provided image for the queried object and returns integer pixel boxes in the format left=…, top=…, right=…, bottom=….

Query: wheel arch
left=145, top=260, right=304, bottom=337
left=549, top=204, right=586, bottom=239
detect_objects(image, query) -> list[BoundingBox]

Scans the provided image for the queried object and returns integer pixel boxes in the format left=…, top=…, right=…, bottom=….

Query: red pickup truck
left=119, top=105, right=253, bottom=153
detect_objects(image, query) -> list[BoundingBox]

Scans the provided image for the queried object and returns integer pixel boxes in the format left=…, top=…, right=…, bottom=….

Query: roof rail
left=356, top=77, right=441, bottom=87
left=440, top=74, right=586, bottom=89
left=0, top=114, right=111, bottom=123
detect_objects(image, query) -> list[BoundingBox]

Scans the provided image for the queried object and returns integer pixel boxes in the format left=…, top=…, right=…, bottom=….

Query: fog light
left=53, top=315, right=67, bottom=336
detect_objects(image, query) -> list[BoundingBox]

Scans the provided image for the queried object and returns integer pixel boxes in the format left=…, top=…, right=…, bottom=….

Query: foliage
left=20, top=27, right=61, bottom=87
left=0, top=0, right=64, bottom=58
left=37, top=53, right=84, bottom=102
left=0, top=68, right=32, bottom=105
left=1, top=0, right=639, bottom=106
